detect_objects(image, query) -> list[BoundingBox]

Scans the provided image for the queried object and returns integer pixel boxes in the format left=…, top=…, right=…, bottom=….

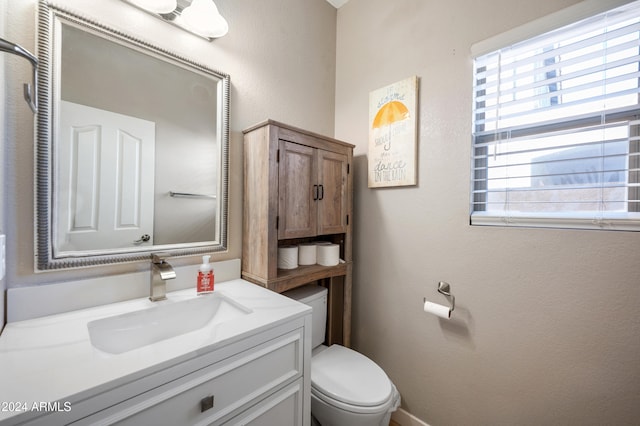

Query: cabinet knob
left=200, top=395, right=215, bottom=412
left=313, top=184, right=319, bottom=201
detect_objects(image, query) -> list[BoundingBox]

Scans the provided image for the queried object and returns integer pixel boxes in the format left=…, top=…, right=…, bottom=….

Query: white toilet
left=284, top=284, right=400, bottom=426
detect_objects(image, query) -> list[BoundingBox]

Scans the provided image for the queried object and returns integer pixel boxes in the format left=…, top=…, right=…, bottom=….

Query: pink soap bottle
left=197, top=255, right=214, bottom=295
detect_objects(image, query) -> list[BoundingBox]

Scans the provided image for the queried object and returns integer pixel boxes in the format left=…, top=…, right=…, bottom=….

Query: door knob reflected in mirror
left=134, top=234, right=151, bottom=244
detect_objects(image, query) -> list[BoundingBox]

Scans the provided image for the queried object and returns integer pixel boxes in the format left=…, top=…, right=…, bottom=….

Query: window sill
left=470, top=212, right=640, bottom=231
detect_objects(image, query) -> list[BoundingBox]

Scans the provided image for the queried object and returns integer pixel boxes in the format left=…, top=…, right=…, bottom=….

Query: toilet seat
left=311, top=384, right=398, bottom=416
left=311, top=345, right=393, bottom=411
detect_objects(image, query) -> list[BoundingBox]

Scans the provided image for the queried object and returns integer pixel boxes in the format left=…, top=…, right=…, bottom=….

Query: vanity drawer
left=222, top=378, right=303, bottom=426
left=74, top=328, right=303, bottom=426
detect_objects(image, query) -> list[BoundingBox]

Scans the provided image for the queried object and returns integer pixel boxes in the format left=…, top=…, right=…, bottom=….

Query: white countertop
left=0, top=279, right=310, bottom=423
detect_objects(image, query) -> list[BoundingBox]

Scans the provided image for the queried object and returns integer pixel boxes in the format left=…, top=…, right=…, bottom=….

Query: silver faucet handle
left=159, top=268, right=177, bottom=280
left=151, top=253, right=176, bottom=281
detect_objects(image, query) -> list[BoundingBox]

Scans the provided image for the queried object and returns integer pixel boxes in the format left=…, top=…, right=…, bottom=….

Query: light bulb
left=130, top=0, right=177, bottom=14
left=181, top=0, right=229, bottom=38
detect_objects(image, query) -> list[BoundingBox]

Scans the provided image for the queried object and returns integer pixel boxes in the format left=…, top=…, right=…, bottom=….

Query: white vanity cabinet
left=71, top=326, right=306, bottom=426
left=0, top=280, right=311, bottom=426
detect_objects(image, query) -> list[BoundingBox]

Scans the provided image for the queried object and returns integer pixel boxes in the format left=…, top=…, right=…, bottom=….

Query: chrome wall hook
left=0, top=37, right=39, bottom=113
left=437, top=281, right=455, bottom=313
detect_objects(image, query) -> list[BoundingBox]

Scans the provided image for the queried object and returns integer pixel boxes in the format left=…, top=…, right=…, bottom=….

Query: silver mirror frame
left=35, top=0, right=230, bottom=270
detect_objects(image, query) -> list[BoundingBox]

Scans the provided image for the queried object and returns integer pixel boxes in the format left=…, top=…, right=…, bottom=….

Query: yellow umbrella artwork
left=372, top=100, right=410, bottom=151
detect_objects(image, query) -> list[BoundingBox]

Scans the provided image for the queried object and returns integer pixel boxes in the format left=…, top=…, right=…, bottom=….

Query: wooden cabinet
left=278, top=141, right=348, bottom=239
left=243, top=120, right=354, bottom=346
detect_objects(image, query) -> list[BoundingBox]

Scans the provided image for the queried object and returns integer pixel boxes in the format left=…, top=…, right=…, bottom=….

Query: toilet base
left=310, top=383, right=400, bottom=426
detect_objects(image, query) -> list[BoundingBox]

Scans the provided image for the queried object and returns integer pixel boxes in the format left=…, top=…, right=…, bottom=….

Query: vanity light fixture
left=121, top=0, right=228, bottom=40
left=181, top=0, right=229, bottom=38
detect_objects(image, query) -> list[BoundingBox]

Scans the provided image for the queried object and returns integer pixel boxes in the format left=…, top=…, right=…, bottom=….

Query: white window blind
left=471, top=0, right=640, bottom=231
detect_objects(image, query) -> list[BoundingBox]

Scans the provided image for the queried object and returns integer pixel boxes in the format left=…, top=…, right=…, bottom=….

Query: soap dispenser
left=197, top=255, right=214, bottom=295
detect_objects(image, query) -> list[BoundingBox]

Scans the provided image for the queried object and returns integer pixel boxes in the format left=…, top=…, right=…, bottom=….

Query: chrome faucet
left=150, top=253, right=176, bottom=301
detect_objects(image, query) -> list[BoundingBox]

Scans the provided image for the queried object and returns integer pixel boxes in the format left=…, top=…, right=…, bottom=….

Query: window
left=471, top=0, right=640, bottom=230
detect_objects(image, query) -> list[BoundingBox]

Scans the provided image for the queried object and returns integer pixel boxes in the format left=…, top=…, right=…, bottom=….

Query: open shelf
left=242, top=262, right=350, bottom=294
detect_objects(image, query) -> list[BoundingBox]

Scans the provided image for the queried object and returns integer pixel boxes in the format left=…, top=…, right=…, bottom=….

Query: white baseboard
left=392, top=408, right=430, bottom=426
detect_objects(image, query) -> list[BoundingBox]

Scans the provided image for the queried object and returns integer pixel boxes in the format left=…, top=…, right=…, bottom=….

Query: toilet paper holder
left=429, top=281, right=454, bottom=313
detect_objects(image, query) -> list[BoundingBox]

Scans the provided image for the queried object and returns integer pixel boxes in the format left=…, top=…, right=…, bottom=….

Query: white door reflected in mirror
left=56, top=101, right=155, bottom=254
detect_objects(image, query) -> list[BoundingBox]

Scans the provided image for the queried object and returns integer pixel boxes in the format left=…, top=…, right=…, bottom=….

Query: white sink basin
left=87, top=293, right=252, bottom=354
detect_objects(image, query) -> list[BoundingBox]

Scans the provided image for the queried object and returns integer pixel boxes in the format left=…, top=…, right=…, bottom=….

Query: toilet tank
left=283, top=284, right=327, bottom=349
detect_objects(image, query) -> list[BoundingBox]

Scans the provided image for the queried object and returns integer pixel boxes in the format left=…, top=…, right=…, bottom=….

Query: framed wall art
left=368, top=76, right=418, bottom=188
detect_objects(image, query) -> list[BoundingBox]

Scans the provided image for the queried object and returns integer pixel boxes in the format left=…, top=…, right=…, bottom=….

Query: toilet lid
left=311, top=345, right=392, bottom=407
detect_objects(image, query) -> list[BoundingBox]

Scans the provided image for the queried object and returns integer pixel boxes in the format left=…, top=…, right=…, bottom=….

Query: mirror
left=35, top=2, right=229, bottom=270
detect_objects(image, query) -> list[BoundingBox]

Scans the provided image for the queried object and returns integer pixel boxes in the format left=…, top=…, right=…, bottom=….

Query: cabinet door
left=317, top=150, right=348, bottom=235
left=278, top=141, right=317, bottom=239
left=222, top=379, right=303, bottom=426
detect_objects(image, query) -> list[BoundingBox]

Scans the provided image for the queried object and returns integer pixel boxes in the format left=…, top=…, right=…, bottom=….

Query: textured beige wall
left=335, top=0, right=640, bottom=425
left=3, top=0, right=336, bottom=288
